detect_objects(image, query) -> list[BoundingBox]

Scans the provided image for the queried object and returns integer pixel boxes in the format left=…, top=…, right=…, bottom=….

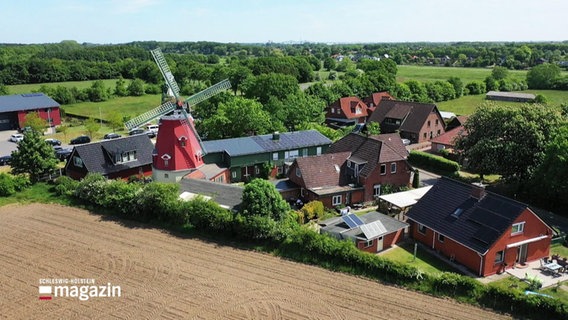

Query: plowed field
left=0, top=204, right=509, bottom=319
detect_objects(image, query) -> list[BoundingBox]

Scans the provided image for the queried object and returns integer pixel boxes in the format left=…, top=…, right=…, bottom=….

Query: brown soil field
left=0, top=204, right=510, bottom=319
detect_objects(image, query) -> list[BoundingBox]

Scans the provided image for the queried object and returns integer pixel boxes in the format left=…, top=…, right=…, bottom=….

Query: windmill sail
left=124, top=101, right=176, bottom=130
left=150, top=48, right=180, bottom=99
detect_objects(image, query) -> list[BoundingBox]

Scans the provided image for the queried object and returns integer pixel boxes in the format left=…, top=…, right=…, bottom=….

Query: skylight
left=451, top=208, right=464, bottom=218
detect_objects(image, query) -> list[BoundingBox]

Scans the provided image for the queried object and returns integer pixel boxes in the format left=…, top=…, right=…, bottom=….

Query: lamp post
left=99, top=106, right=102, bottom=128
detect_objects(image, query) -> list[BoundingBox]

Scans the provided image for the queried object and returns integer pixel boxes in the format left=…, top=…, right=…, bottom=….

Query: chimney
left=471, top=182, right=486, bottom=200
left=272, top=131, right=280, bottom=140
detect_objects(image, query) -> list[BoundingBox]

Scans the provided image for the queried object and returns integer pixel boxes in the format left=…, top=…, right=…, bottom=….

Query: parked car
left=44, top=138, right=62, bottom=146
left=10, top=133, right=24, bottom=143
left=70, top=135, right=91, bottom=145
left=103, top=133, right=122, bottom=140
left=128, top=128, right=145, bottom=136
left=0, top=155, right=12, bottom=166
left=146, top=124, right=159, bottom=134
left=145, top=130, right=156, bottom=138
left=401, top=138, right=411, bottom=146
left=55, top=148, right=73, bottom=161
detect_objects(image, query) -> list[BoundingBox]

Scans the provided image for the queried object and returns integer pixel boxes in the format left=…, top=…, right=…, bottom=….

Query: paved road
left=417, top=168, right=440, bottom=186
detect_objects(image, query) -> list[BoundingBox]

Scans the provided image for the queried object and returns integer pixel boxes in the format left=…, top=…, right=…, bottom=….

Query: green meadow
left=397, top=65, right=527, bottom=83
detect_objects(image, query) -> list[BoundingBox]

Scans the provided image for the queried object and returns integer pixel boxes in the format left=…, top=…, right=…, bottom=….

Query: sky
left=1, top=0, right=567, bottom=44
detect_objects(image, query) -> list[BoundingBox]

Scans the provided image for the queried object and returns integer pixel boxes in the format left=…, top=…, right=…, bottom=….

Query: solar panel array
left=342, top=214, right=365, bottom=229
left=360, top=221, right=387, bottom=239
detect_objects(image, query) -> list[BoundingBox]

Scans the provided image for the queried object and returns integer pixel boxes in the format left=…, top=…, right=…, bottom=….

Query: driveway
left=0, top=130, right=21, bottom=157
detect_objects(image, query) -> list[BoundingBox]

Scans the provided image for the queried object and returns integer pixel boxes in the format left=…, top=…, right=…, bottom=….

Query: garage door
left=0, top=112, right=17, bottom=131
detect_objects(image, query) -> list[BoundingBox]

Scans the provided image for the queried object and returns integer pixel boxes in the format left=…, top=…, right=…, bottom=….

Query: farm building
left=319, top=211, right=408, bottom=253
left=202, top=130, right=332, bottom=183
left=64, top=135, right=154, bottom=180
left=0, top=93, right=61, bottom=131
left=486, top=91, right=536, bottom=103
left=179, top=178, right=244, bottom=211
left=406, top=177, right=552, bottom=277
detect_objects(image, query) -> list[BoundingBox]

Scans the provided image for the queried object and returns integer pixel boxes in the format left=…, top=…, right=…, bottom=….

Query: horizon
left=1, top=0, right=567, bottom=45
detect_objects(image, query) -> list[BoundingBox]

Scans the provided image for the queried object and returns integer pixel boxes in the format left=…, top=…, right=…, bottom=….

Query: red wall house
left=65, top=135, right=155, bottom=181
left=320, top=211, right=408, bottom=253
left=325, top=97, right=369, bottom=127
left=407, top=177, right=552, bottom=277
left=288, top=133, right=412, bottom=209
left=0, top=93, right=61, bottom=131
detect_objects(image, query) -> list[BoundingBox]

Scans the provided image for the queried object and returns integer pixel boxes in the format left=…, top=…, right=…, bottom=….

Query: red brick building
left=407, top=177, right=552, bottom=277
left=287, top=133, right=412, bottom=208
left=319, top=211, right=408, bottom=253
left=367, top=100, right=445, bottom=144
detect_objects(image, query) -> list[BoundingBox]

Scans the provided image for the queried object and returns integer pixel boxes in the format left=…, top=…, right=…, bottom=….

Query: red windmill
left=124, top=48, right=230, bottom=182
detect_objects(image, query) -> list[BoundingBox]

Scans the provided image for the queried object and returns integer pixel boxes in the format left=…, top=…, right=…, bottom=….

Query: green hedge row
left=54, top=174, right=567, bottom=319
left=409, top=150, right=460, bottom=174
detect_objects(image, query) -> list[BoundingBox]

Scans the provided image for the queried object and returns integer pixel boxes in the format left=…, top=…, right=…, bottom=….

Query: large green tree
left=526, top=63, right=561, bottom=89
left=265, top=92, right=326, bottom=131
left=242, top=73, right=299, bottom=105
left=10, top=130, right=58, bottom=182
left=22, top=112, right=47, bottom=133
left=455, top=103, right=564, bottom=183
left=240, top=178, right=289, bottom=221
left=201, top=97, right=272, bottom=139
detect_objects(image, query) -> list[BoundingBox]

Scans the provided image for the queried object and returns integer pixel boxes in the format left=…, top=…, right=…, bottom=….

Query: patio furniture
left=543, top=262, right=563, bottom=276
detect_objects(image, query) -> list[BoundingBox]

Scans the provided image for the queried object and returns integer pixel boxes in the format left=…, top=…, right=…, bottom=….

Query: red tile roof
left=362, top=92, right=394, bottom=112
left=294, top=152, right=351, bottom=189
left=327, top=97, right=368, bottom=120
left=430, top=126, right=466, bottom=147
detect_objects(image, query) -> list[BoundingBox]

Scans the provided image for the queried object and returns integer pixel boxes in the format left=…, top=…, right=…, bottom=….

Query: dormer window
left=355, top=107, right=362, bottom=114
left=178, top=136, right=187, bottom=147
left=116, top=150, right=137, bottom=163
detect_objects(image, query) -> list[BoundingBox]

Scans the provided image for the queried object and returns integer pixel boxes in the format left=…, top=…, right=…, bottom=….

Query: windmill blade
left=124, top=101, right=176, bottom=130
left=150, top=48, right=181, bottom=99
left=184, top=79, right=231, bottom=109
left=179, top=110, right=207, bottom=155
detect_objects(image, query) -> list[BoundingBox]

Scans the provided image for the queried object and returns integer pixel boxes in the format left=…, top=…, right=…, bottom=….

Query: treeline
left=52, top=174, right=568, bottom=320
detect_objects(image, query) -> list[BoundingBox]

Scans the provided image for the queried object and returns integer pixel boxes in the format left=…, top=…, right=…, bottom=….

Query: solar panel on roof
left=350, top=214, right=364, bottom=226
left=360, top=221, right=387, bottom=239
left=468, top=208, right=508, bottom=229
left=472, top=227, right=499, bottom=245
left=341, top=215, right=358, bottom=228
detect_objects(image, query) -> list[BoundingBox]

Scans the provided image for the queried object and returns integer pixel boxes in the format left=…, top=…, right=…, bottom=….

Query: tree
left=265, top=92, right=326, bottom=131
left=86, top=80, right=110, bottom=102
left=366, top=122, right=380, bottom=136
left=412, top=169, right=420, bottom=188
left=455, top=103, right=563, bottom=183
left=22, top=112, right=47, bottom=133
left=57, top=124, right=69, bottom=141
left=526, top=63, right=561, bottom=89
left=108, top=112, right=124, bottom=132
left=447, top=77, right=464, bottom=98
left=240, top=178, right=289, bottom=221
left=323, top=57, right=337, bottom=71
left=0, top=83, right=9, bottom=95
left=114, top=77, right=128, bottom=97
left=242, top=73, right=299, bottom=105
left=491, top=66, right=509, bottom=80
left=201, top=97, right=272, bottom=139
left=127, top=78, right=145, bottom=96
left=10, top=130, right=58, bottom=182
left=84, top=117, right=100, bottom=138
left=405, top=80, right=429, bottom=103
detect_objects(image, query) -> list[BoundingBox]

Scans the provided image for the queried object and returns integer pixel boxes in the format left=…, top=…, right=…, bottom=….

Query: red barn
left=407, top=177, right=552, bottom=277
left=0, top=93, right=61, bottom=131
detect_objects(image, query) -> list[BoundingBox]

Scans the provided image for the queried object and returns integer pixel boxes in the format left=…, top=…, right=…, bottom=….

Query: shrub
left=54, top=176, right=79, bottom=196
left=0, top=173, right=16, bottom=196
left=12, top=174, right=30, bottom=191
left=300, top=200, right=324, bottom=222
left=408, top=150, right=460, bottom=174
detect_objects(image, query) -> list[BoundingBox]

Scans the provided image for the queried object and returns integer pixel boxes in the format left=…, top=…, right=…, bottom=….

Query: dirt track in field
left=0, top=204, right=510, bottom=319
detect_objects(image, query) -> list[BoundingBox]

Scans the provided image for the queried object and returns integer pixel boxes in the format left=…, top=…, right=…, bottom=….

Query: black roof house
left=65, top=135, right=154, bottom=178
left=406, top=177, right=532, bottom=254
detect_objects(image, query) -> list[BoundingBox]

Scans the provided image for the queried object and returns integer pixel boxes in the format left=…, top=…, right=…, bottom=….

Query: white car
left=10, top=133, right=24, bottom=143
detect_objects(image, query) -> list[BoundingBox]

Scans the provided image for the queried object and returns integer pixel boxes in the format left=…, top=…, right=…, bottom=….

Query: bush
left=408, top=150, right=460, bottom=174
left=300, top=200, right=324, bottom=222
left=0, top=173, right=16, bottom=196
left=54, top=176, right=79, bottom=196
left=12, top=174, right=30, bottom=191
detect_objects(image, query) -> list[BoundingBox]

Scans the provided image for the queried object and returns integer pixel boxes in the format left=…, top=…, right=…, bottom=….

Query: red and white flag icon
left=39, top=286, right=52, bottom=300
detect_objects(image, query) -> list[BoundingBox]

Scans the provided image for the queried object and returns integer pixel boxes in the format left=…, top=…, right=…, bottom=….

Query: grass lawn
left=397, top=65, right=528, bottom=84
left=489, top=275, right=568, bottom=304
left=8, top=79, right=121, bottom=95
left=437, top=90, right=568, bottom=116
left=380, top=241, right=459, bottom=275
left=63, top=94, right=162, bottom=121
left=0, top=182, right=73, bottom=207
left=551, top=243, right=568, bottom=258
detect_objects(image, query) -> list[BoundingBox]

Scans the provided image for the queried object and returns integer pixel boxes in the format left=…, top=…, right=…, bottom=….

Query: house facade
left=325, top=97, right=369, bottom=128
left=64, top=135, right=154, bottom=180
left=361, top=91, right=393, bottom=115
left=202, top=130, right=332, bottom=183
left=367, top=100, right=445, bottom=144
left=287, top=133, right=412, bottom=208
left=0, top=93, right=61, bottom=131
left=319, top=211, right=408, bottom=253
left=407, top=177, right=552, bottom=277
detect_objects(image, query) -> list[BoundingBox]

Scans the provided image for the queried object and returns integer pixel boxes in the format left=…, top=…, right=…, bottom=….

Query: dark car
left=70, top=135, right=91, bottom=145
left=128, top=128, right=145, bottom=136
left=44, top=138, right=62, bottom=146
left=103, top=133, right=122, bottom=140
left=0, top=155, right=12, bottom=166
left=55, top=148, right=73, bottom=161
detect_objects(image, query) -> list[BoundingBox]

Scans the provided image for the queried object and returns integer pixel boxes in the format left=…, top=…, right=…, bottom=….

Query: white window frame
left=390, top=162, right=397, bottom=173
left=380, top=164, right=386, bottom=175
left=363, top=239, right=374, bottom=248
left=332, top=195, right=342, bottom=206
left=295, top=167, right=301, bottom=177
left=303, top=148, right=308, bottom=157
left=511, top=222, right=525, bottom=235
left=73, top=156, right=83, bottom=168
left=231, top=171, right=237, bottom=179
left=316, top=147, right=322, bottom=155
left=285, top=150, right=299, bottom=160
left=494, top=250, right=504, bottom=264
left=272, top=152, right=279, bottom=161
left=255, top=166, right=260, bottom=174
left=373, top=184, right=381, bottom=197
left=418, top=224, right=427, bottom=235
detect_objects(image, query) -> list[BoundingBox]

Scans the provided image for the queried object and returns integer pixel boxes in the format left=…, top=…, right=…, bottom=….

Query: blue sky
left=2, top=0, right=566, bottom=44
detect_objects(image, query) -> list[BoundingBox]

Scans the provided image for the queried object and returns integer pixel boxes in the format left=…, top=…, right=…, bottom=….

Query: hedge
left=408, top=150, right=460, bottom=174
